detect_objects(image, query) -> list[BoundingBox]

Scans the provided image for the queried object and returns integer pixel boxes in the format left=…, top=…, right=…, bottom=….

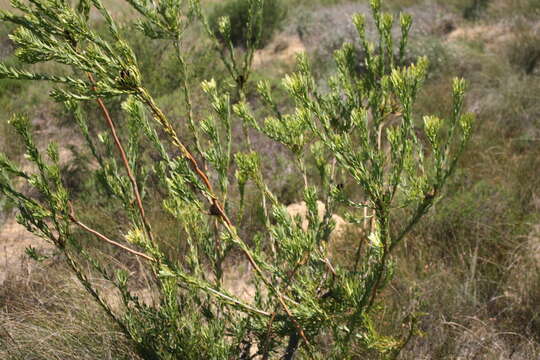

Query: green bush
left=209, top=0, right=287, bottom=48
left=0, top=0, right=473, bottom=358
left=506, top=20, right=540, bottom=75
left=463, top=0, right=490, bottom=20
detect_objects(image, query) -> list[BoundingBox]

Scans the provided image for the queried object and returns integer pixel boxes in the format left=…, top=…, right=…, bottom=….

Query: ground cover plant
left=0, top=0, right=480, bottom=358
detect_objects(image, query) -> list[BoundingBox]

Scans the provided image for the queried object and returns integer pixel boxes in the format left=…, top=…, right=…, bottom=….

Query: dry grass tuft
left=0, top=260, right=139, bottom=360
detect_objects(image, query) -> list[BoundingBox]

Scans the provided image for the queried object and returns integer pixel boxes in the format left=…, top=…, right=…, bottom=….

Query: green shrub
left=209, top=0, right=287, bottom=48
left=0, top=0, right=473, bottom=358
left=506, top=20, right=540, bottom=75
left=463, top=0, right=490, bottom=20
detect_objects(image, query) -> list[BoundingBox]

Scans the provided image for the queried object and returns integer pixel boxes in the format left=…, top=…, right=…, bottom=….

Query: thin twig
left=87, top=73, right=155, bottom=247
left=353, top=231, right=367, bottom=273
left=174, top=39, right=205, bottom=163
left=68, top=202, right=155, bottom=262
left=204, top=287, right=271, bottom=317
left=261, top=312, right=277, bottom=360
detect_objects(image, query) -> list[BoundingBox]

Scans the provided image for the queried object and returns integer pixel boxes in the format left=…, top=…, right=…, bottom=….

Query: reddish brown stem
left=68, top=202, right=155, bottom=262
left=87, top=74, right=155, bottom=246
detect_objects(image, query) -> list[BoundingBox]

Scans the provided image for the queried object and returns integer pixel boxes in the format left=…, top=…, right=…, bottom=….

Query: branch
left=68, top=202, right=155, bottom=262
left=87, top=73, right=156, bottom=246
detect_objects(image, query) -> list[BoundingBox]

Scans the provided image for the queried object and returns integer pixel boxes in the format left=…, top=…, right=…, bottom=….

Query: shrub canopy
left=0, top=0, right=473, bottom=358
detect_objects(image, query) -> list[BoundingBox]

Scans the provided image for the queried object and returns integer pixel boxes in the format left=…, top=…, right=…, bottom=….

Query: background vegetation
left=1, top=0, right=539, bottom=358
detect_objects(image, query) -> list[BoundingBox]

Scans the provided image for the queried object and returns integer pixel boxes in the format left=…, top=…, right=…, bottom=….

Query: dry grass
left=0, top=260, right=139, bottom=360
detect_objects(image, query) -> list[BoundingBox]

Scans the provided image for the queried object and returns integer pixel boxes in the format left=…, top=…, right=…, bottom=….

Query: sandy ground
left=0, top=217, right=53, bottom=285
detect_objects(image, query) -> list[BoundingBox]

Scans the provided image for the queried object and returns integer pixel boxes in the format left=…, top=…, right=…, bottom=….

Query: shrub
left=0, top=0, right=473, bottom=358
left=463, top=0, right=490, bottom=20
left=506, top=19, right=540, bottom=75
left=209, top=0, right=287, bottom=48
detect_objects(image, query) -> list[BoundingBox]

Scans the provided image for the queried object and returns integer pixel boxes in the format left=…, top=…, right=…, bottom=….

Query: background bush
left=209, top=0, right=287, bottom=48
